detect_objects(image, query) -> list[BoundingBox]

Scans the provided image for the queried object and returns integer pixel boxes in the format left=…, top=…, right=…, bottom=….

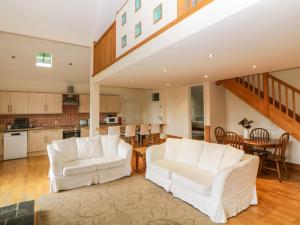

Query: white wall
left=225, top=91, right=300, bottom=164
left=116, top=0, right=177, bottom=57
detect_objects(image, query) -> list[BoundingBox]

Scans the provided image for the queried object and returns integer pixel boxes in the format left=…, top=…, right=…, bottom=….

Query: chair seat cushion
left=172, top=167, right=215, bottom=196
left=91, top=156, right=126, bottom=170
left=63, top=159, right=96, bottom=176
left=149, top=160, right=188, bottom=179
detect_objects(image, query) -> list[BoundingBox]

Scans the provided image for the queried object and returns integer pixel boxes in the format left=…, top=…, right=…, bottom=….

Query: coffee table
left=133, top=147, right=147, bottom=172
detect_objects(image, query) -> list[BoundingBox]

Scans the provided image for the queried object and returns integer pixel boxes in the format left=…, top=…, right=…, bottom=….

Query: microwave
left=105, top=117, right=118, bottom=124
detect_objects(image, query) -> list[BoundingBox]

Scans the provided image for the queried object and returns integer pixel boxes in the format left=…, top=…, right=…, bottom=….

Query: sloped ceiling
left=0, top=0, right=126, bottom=46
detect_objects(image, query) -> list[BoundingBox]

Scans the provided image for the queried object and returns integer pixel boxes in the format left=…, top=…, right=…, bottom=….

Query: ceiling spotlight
left=252, top=65, right=257, bottom=69
left=204, top=75, right=208, bottom=79
left=208, top=54, right=213, bottom=58
left=68, top=62, right=73, bottom=66
left=163, top=69, right=167, bottom=73
left=166, top=83, right=170, bottom=87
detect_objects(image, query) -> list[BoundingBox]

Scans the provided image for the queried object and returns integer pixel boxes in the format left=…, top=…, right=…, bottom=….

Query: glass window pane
left=153, top=4, right=163, bottom=24
left=121, top=12, right=126, bottom=25
left=121, top=35, right=127, bottom=48
left=135, top=0, right=141, bottom=12
left=135, top=22, right=142, bottom=38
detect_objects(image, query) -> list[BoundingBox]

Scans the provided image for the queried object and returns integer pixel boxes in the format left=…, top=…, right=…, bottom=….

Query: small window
left=135, top=22, right=142, bottom=38
left=36, top=52, right=52, bottom=68
left=135, top=0, right=141, bottom=12
left=153, top=4, right=163, bottom=24
left=121, top=12, right=126, bottom=26
left=121, top=35, right=127, bottom=48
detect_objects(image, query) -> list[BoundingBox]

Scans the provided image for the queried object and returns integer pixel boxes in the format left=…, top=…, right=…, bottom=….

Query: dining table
left=243, top=138, right=279, bottom=153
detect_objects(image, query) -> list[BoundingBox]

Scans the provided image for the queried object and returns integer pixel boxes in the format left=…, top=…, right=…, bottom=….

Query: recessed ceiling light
left=204, top=75, right=208, bottom=79
left=208, top=54, right=213, bottom=58
left=163, top=69, right=167, bottom=73
left=252, top=65, right=257, bottom=69
left=166, top=83, right=170, bottom=87
left=68, top=62, right=73, bottom=66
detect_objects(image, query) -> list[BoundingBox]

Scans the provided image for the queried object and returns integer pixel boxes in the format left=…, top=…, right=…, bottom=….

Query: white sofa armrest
left=47, top=144, right=63, bottom=177
left=212, top=154, right=259, bottom=199
left=118, top=139, right=132, bottom=161
left=146, top=143, right=166, bottom=165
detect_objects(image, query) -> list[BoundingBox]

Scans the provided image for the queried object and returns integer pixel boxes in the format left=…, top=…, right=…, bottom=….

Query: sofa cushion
left=149, top=160, right=187, bottom=179
left=62, top=159, right=96, bottom=176
left=91, top=156, right=126, bottom=170
left=76, top=136, right=103, bottom=160
left=198, top=143, right=227, bottom=174
left=100, top=135, right=119, bottom=157
left=176, top=138, right=204, bottom=166
left=219, top=145, right=245, bottom=170
left=52, top=137, right=77, bottom=164
left=172, top=167, right=214, bottom=196
left=164, top=138, right=182, bottom=161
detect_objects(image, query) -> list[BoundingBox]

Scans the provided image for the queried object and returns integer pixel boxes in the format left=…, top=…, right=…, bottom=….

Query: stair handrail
left=268, top=73, right=300, bottom=95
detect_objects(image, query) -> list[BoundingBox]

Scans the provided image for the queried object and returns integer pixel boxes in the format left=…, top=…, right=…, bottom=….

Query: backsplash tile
left=0, top=105, right=116, bottom=127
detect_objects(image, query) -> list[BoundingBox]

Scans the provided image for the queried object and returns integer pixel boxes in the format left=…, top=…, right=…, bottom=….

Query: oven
left=63, top=130, right=80, bottom=139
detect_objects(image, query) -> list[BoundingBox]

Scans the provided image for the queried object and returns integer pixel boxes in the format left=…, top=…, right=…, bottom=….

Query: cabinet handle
left=7, top=105, right=10, bottom=113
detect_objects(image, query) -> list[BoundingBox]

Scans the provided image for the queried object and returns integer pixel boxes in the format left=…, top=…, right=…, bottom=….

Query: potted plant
left=238, top=118, right=254, bottom=139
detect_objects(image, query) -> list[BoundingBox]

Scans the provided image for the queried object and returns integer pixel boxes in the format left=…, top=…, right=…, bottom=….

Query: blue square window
left=121, top=35, right=127, bottom=48
left=135, top=22, right=142, bottom=38
left=153, top=4, right=163, bottom=24
left=135, top=0, right=141, bottom=12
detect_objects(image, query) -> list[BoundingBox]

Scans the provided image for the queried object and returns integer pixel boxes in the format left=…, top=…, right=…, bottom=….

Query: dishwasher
left=4, top=131, right=28, bottom=160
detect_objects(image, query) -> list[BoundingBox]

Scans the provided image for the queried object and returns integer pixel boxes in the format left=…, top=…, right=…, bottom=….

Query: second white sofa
left=145, top=138, right=259, bottom=224
left=47, top=135, right=132, bottom=192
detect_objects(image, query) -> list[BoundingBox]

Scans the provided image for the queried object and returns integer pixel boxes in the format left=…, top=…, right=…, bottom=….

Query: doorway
left=122, top=100, right=139, bottom=125
left=190, top=85, right=205, bottom=140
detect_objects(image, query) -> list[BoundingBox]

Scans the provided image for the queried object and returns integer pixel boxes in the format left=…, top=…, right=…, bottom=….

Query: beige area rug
left=37, top=175, right=215, bottom=225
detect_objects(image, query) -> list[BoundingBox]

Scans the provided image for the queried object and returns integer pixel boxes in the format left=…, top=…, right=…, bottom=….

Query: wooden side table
left=133, top=147, right=147, bottom=172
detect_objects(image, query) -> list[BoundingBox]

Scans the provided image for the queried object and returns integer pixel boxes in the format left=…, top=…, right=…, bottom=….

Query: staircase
left=218, top=73, right=300, bottom=141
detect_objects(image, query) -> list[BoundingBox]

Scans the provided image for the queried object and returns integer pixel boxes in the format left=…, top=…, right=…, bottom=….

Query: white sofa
left=145, top=138, right=259, bottom=224
left=47, top=135, right=132, bottom=192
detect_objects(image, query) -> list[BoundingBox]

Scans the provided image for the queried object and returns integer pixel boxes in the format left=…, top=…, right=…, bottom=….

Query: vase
left=243, top=128, right=250, bottom=139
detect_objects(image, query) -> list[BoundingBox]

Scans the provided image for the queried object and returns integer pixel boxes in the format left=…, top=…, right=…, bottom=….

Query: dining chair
left=261, top=133, right=290, bottom=182
left=150, top=123, right=160, bottom=145
left=120, top=125, right=136, bottom=147
left=215, top=127, right=226, bottom=144
left=224, top=132, right=244, bottom=150
left=136, top=124, right=150, bottom=147
left=249, top=128, right=270, bottom=156
left=107, top=126, right=121, bottom=136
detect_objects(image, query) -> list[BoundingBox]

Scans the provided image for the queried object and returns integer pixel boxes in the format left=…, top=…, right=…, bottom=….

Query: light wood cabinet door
left=0, top=132, right=4, bottom=156
left=28, top=130, right=47, bottom=152
left=28, top=93, right=47, bottom=114
left=10, top=92, right=29, bottom=114
left=46, top=94, right=62, bottom=114
left=80, top=127, right=90, bottom=137
left=100, top=95, right=107, bottom=113
left=79, top=95, right=90, bottom=113
left=46, top=129, right=63, bottom=144
left=0, top=92, right=11, bottom=114
left=106, top=95, right=121, bottom=112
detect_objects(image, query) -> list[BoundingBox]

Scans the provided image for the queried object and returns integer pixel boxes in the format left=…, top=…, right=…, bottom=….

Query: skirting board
left=28, top=151, right=48, bottom=157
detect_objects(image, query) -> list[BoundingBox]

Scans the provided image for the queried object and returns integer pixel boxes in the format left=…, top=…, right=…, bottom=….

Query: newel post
left=263, top=73, right=269, bottom=118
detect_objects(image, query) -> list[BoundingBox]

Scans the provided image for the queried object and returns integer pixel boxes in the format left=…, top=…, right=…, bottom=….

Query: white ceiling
left=0, top=32, right=90, bottom=84
left=0, top=0, right=125, bottom=46
left=97, top=0, right=300, bottom=89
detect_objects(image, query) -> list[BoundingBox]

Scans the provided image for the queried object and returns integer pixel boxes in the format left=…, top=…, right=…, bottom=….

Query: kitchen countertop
left=1, top=125, right=90, bottom=132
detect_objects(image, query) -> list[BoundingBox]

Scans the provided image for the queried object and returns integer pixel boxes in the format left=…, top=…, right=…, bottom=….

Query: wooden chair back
left=224, top=131, right=244, bottom=150
left=275, top=133, right=290, bottom=161
left=250, top=128, right=270, bottom=141
left=215, top=127, right=225, bottom=144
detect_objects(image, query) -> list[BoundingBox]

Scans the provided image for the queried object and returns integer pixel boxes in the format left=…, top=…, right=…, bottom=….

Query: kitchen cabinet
left=46, top=94, right=62, bottom=114
left=0, top=132, right=4, bottom=158
left=28, top=129, right=63, bottom=152
left=0, top=92, right=10, bottom=114
left=100, top=95, right=121, bottom=113
left=0, top=92, right=29, bottom=114
left=28, top=93, right=47, bottom=114
left=28, top=93, right=62, bottom=114
left=106, top=95, right=121, bottom=113
left=80, top=127, right=90, bottom=137
left=79, top=94, right=90, bottom=113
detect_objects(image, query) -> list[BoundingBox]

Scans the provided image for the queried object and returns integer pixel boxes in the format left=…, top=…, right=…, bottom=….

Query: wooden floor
left=1, top=156, right=300, bottom=225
